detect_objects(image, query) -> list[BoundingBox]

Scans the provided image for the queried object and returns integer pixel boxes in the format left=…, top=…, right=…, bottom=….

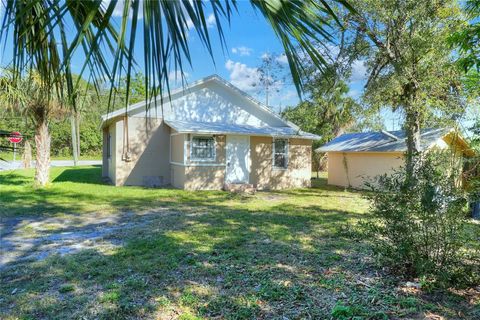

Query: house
left=316, top=128, right=473, bottom=189
left=101, top=75, right=320, bottom=190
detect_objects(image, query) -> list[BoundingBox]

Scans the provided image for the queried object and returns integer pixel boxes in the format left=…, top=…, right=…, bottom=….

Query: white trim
left=170, top=132, right=184, bottom=137
left=272, top=138, right=289, bottom=170
left=170, top=161, right=226, bottom=167
left=190, top=135, right=217, bottom=162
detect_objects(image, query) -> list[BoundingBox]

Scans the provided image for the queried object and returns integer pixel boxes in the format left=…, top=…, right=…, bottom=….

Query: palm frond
left=0, top=0, right=352, bottom=112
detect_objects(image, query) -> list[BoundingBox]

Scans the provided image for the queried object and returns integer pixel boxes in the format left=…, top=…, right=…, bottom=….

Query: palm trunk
left=404, top=107, right=421, bottom=184
left=34, top=118, right=50, bottom=187
left=71, top=114, right=78, bottom=166
left=76, top=112, right=81, bottom=158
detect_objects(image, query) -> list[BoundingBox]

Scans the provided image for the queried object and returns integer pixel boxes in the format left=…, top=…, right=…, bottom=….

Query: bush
left=364, top=151, right=478, bottom=286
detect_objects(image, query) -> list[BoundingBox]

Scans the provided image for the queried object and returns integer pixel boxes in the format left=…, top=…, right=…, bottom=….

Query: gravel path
left=0, top=210, right=167, bottom=269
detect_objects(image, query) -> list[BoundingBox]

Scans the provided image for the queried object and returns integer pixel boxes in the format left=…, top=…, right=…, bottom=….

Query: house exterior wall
left=170, top=134, right=227, bottom=190
left=327, top=152, right=404, bottom=189
left=250, top=137, right=312, bottom=190
left=170, top=131, right=185, bottom=163
left=102, top=128, right=109, bottom=178
left=112, top=117, right=171, bottom=186
left=104, top=123, right=116, bottom=183
left=168, top=135, right=312, bottom=190
left=104, top=119, right=313, bottom=190
left=325, top=136, right=468, bottom=190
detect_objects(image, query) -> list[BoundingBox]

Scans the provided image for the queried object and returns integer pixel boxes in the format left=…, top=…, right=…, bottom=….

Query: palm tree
left=0, top=0, right=353, bottom=186
left=0, top=70, right=67, bottom=185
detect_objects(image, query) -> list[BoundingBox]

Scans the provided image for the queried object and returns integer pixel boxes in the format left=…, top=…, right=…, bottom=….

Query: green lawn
left=0, top=152, right=101, bottom=161
left=0, top=167, right=478, bottom=319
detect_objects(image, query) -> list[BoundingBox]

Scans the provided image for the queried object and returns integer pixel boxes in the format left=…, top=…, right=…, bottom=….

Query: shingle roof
left=165, top=120, right=321, bottom=140
left=316, top=128, right=448, bottom=152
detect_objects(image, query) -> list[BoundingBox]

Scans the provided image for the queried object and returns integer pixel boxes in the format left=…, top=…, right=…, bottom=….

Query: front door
left=226, top=135, right=250, bottom=184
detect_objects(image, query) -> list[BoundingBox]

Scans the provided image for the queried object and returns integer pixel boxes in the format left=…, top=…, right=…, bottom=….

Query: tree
left=0, top=70, right=68, bottom=185
left=282, top=81, right=361, bottom=144
left=281, top=24, right=373, bottom=146
left=255, top=53, right=288, bottom=108
left=281, top=30, right=371, bottom=174
left=451, top=0, right=480, bottom=72
left=0, top=0, right=353, bottom=186
left=346, top=0, right=470, bottom=182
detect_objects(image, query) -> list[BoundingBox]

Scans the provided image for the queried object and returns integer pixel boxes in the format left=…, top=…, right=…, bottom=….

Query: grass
left=0, top=166, right=479, bottom=319
left=0, top=152, right=100, bottom=161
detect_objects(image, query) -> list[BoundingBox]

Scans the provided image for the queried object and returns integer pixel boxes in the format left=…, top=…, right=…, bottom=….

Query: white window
left=191, top=136, right=216, bottom=161
left=273, top=138, right=288, bottom=169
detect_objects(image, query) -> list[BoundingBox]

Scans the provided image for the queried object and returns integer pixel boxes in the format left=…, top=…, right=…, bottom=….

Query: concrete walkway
left=0, top=160, right=101, bottom=171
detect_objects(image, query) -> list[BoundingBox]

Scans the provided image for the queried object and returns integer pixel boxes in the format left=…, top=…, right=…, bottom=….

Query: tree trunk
left=404, top=107, right=421, bottom=183
left=34, top=119, right=51, bottom=187
left=22, top=140, right=32, bottom=169
left=76, top=112, right=81, bottom=158
left=71, top=114, right=78, bottom=166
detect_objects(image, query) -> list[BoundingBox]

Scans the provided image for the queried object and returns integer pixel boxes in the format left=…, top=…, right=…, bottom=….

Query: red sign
left=9, top=131, right=23, bottom=144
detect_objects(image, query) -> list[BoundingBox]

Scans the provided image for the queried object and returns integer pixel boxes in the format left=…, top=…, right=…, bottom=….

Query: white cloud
left=206, top=13, right=216, bottom=28
left=225, top=60, right=261, bottom=92
left=102, top=0, right=124, bottom=17
left=349, top=59, right=367, bottom=83
left=167, top=70, right=190, bottom=86
left=276, top=54, right=288, bottom=64
left=102, top=0, right=143, bottom=19
left=225, top=59, right=294, bottom=111
left=186, top=18, right=194, bottom=30
left=231, top=46, right=253, bottom=56
left=261, top=52, right=270, bottom=60
left=185, top=13, right=215, bottom=31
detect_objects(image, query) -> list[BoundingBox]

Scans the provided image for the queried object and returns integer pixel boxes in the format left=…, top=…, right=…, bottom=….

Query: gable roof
left=101, top=74, right=298, bottom=129
left=101, top=74, right=320, bottom=140
left=316, top=128, right=450, bottom=153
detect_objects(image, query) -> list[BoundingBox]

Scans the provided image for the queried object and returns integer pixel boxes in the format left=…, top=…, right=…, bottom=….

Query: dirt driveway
left=0, top=210, right=171, bottom=269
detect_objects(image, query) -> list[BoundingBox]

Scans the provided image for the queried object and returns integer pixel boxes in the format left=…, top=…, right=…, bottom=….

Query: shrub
left=364, top=151, right=478, bottom=286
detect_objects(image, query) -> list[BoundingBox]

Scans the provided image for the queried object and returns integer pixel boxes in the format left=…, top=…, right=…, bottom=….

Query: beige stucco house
left=101, top=75, right=320, bottom=190
left=316, top=128, right=473, bottom=189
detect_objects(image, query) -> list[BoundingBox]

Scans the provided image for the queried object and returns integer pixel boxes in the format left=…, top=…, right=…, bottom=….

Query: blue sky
left=101, top=0, right=372, bottom=116
left=1, top=1, right=476, bottom=133
left=0, top=0, right=400, bottom=130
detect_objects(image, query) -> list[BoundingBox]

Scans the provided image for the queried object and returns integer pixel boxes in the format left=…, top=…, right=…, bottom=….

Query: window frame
left=190, top=135, right=216, bottom=162
left=272, top=138, right=289, bottom=170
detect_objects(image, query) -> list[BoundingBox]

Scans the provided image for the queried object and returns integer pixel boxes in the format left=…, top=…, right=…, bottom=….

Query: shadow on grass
left=52, top=165, right=104, bottom=184
left=1, top=167, right=478, bottom=319
left=0, top=171, right=33, bottom=186
left=0, top=204, right=381, bottom=319
left=2, top=204, right=478, bottom=319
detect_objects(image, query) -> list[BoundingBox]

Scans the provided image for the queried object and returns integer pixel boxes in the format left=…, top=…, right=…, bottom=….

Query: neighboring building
left=316, top=128, right=473, bottom=189
left=101, top=75, right=320, bottom=190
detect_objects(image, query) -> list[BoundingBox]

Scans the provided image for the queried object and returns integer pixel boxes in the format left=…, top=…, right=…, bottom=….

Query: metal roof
left=165, top=120, right=321, bottom=140
left=316, top=128, right=449, bottom=152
